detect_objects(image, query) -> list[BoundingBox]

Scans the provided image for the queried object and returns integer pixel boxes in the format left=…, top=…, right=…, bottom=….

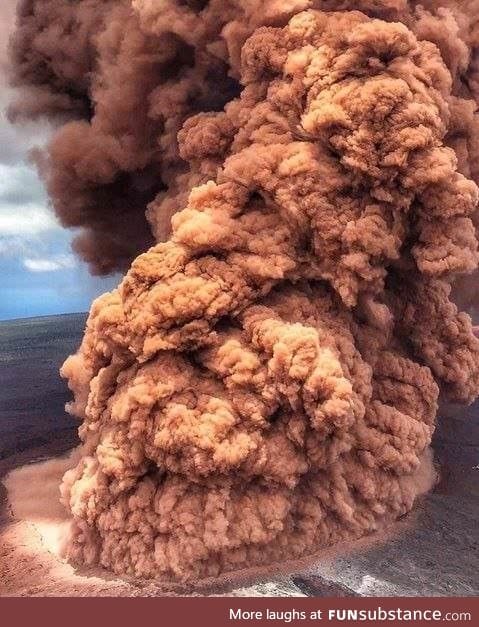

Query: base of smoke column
left=0, top=441, right=439, bottom=597
left=1, top=442, right=415, bottom=597
left=1, top=428, right=478, bottom=596
left=2, top=317, right=477, bottom=597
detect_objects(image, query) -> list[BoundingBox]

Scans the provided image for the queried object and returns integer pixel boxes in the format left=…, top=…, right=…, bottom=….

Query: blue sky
left=0, top=3, right=119, bottom=321
left=0, top=152, right=119, bottom=320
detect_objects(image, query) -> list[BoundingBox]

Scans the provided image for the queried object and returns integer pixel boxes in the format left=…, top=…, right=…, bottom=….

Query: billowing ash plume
left=9, top=1, right=479, bottom=580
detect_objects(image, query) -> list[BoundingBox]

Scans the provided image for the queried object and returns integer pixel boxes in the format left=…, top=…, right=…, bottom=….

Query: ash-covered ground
left=0, top=314, right=478, bottom=597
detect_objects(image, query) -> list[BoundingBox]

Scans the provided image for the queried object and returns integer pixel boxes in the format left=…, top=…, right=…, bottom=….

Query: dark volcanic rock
left=0, top=314, right=85, bottom=461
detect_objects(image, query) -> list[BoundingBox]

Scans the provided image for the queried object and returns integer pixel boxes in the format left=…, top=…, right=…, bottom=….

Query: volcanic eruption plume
left=8, top=0, right=479, bottom=580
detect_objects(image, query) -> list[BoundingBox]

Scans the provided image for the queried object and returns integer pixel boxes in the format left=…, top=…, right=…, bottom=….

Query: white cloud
left=0, top=163, right=60, bottom=258
left=0, top=203, right=58, bottom=236
left=23, top=254, right=77, bottom=272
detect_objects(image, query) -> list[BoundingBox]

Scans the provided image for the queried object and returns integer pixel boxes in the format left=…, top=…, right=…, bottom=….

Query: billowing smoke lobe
left=9, top=0, right=479, bottom=580
left=8, top=0, right=240, bottom=273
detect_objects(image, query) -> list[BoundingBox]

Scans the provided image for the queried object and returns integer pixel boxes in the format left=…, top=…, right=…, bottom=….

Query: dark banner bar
left=0, top=597, right=477, bottom=626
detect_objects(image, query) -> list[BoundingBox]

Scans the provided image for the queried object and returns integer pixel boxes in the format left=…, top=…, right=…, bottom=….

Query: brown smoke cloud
left=9, top=1, right=479, bottom=580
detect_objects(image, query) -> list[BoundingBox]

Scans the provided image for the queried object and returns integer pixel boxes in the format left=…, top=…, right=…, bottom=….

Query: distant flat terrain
left=0, top=314, right=85, bottom=460
left=0, top=314, right=478, bottom=596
